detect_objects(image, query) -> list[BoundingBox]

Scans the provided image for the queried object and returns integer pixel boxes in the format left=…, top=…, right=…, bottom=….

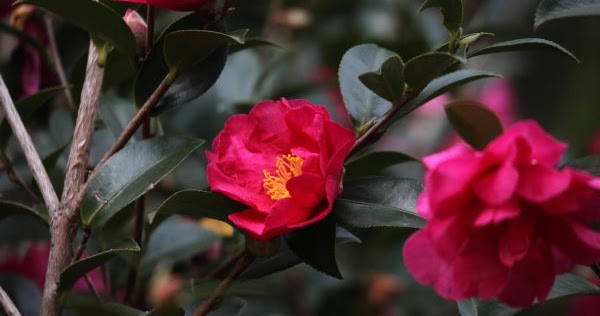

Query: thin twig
left=0, top=286, right=22, bottom=316
left=0, top=75, right=59, bottom=212
left=84, top=274, right=102, bottom=300
left=43, top=15, right=76, bottom=112
left=208, top=248, right=245, bottom=278
left=122, top=198, right=146, bottom=304
left=72, top=228, right=91, bottom=263
left=1, top=151, right=42, bottom=203
left=192, top=251, right=255, bottom=316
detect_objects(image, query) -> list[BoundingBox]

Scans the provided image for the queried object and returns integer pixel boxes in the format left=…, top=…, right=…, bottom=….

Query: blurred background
left=1, top=0, right=599, bottom=315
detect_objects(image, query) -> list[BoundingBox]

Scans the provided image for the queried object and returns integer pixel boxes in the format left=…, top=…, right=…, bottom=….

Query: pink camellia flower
left=403, top=120, right=600, bottom=307
left=206, top=98, right=356, bottom=240
left=117, top=0, right=218, bottom=12
left=122, top=9, right=147, bottom=56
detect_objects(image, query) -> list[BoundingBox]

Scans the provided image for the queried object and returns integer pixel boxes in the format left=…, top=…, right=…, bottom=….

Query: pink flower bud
left=123, top=9, right=147, bottom=56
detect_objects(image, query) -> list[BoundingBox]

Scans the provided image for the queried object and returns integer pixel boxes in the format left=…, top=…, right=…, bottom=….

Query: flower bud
left=123, top=9, right=147, bottom=56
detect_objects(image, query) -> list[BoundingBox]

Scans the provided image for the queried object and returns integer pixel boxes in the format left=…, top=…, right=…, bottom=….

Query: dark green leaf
left=358, top=55, right=405, bottom=104
left=64, top=295, right=145, bottom=316
left=81, top=136, right=204, bottom=229
left=140, top=218, right=219, bottom=275
left=436, top=32, right=494, bottom=53
left=229, top=38, right=281, bottom=55
left=563, top=154, right=600, bottom=176
left=0, top=200, right=49, bottom=223
left=285, top=215, right=342, bottom=279
left=335, top=177, right=425, bottom=229
left=468, top=38, right=579, bottom=63
left=535, top=0, right=600, bottom=29
left=387, top=69, right=500, bottom=126
left=338, top=44, right=397, bottom=124
left=18, top=0, right=136, bottom=58
left=134, top=14, right=227, bottom=116
left=202, top=297, right=247, bottom=316
left=163, top=29, right=245, bottom=72
left=0, top=276, right=41, bottom=316
left=404, top=52, right=462, bottom=90
left=59, top=239, right=140, bottom=291
left=148, top=190, right=246, bottom=236
left=419, top=0, right=463, bottom=37
left=445, top=100, right=503, bottom=150
left=345, top=151, right=417, bottom=179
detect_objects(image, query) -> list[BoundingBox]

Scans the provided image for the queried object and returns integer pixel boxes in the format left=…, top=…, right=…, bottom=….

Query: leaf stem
left=122, top=198, right=146, bottom=304
left=0, top=285, right=22, bottom=316
left=192, top=251, right=255, bottom=316
left=72, top=228, right=91, bottom=263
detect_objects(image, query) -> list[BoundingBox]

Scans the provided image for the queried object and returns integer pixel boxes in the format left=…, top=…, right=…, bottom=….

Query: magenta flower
left=403, top=120, right=600, bottom=307
left=206, top=98, right=356, bottom=240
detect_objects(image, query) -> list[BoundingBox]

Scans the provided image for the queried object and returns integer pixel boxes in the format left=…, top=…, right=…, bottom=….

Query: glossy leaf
left=148, top=190, right=246, bottom=236
left=468, top=38, right=579, bottom=63
left=285, top=215, right=342, bottom=279
left=18, top=0, right=136, bottom=58
left=535, top=0, right=600, bottom=29
left=140, top=218, right=219, bottom=275
left=344, top=151, right=417, bottom=179
left=387, top=69, right=500, bottom=126
left=419, top=0, right=463, bottom=37
left=338, top=44, right=397, bottom=124
left=445, top=100, right=503, bottom=150
left=64, top=296, right=145, bottom=316
left=134, top=14, right=228, bottom=116
left=404, top=52, right=462, bottom=90
left=334, top=177, right=425, bottom=229
left=563, top=154, right=600, bottom=176
left=164, top=29, right=246, bottom=72
left=358, top=55, right=405, bottom=104
left=81, top=136, right=204, bottom=229
left=229, top=38, right=281, bottom=55
left=59, top=239, right=140, bottom=291
left=0, top=200, right=49, bottom=223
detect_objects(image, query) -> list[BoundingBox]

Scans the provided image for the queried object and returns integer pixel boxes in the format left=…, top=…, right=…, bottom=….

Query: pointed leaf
left=148, top=190, right=246, bottom=236
left=419, top=0, right=463, bottom=37
left=18, top=0, right=136, bottom=58
left=404, top=52, right=463, bottom=90
left=358, top=55, right=405, bottom=103
left=335, top=177, right=425, bottom=229
left=338, top=44, right=397, bottom=124
left=63, top=296, right=145, bottom=316
left=445, top=100, right=503, bottom=150
left=563, top=154, right=600, bottom=176
left=0, top=200, right=49, bottom=223
left=285, top=215, right=341, bottom=279
left=344, top=151, right=417, bottom=179
left=134, top=14, right=228, bottom=116
left=535, top=0, right=600, bottom=29
left=468, top=38, right=579, bottom=63
left=59, top=239, right=140, bottom=291
left=164, top=29, right=245, bottom=72
left=81, top=136, right=204, bottom=229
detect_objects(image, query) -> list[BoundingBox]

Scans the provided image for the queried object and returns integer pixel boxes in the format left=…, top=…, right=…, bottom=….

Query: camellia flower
left=122, top=9, right=147, bottom=56
left=117, top=0, right=219, bottom=12
left=403, top=120, right=600, bottom=307
left=206, top=98, right=356, bottom=240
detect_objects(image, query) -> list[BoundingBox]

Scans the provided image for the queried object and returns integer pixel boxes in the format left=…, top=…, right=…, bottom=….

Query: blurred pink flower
left=403, top=120, right=600, bottom=307
left=123, top=9, right=147, bottom=56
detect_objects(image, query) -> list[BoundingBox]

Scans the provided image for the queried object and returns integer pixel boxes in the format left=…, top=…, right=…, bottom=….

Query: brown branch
left=41, top=41, right=105, bottom=316
left=0, top=286, right=21, bottom=316
left=0, top=75, right=60, bottom=212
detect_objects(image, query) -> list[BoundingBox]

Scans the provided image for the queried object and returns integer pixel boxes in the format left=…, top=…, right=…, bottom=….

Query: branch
left=41, top=41, right=105, bottom=316
left=43, top=15, right=76, bottom=112
left=0, top=75, right=60, bottom=212
left=0, top=286, right=22, bottom=316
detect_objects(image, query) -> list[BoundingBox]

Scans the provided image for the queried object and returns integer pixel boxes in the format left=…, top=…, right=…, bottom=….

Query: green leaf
left=387, top=69, right=500, bottom=126
left=134, top=14, right=228, bottom=116
left=140, top=218, right=219, bottom=275
left=535, top=0, right=600, bottom=29
left=229, top=38, right=281, bottom=55
left=0, top=276, right=42, bottom=315
left=468, top=38, right=579, bottom=63
left=148, top=190, right=246, bottom=236
left=81, top=136, right=204, bottom=229
left=164, top=29, right=246, bottom=72
left=338, top=44, right=397, bottom=124
left=334, top=177, right=425, bottom=229
left=563, top=154, right=600, bottom=176
left=358, top=56, right=405, bottom=104
left=344, top=151, right=417, bottom=179
left=0, top=200, right=49, bottom=223
left=59, top=239, right=140, bottom=291
left=18, top=0, right=136, bottom=58
left=285, top=215, right=342, bottom=279
left=457, top=273, right=600, bottom=316
left=404, top=52, right=463, bottom=91
left=419, top=0, right=463, bottom=37
left=64, top=296, right=146, bottom=316
left=0, top=86, right=67, bottom=149
left=445, top=100, right=503, bottom=150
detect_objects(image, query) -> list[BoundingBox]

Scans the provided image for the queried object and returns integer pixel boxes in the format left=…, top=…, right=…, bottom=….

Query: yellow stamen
left=263, top=154, right=304, bottom=200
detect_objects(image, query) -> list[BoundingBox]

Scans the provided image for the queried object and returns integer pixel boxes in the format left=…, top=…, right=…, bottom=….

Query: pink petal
left=473, top=199, right=520, bottom=226
left=473, top=162, right=519, bottom=205
left=228, top=208, right=269, bottom=240
left=517, top=164, right=571, bottom=202
left=498, top=211, right=536, bottom=267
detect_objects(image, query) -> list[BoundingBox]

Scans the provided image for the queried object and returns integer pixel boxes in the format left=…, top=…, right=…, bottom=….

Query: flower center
left=263, top=154, right=304, bottom=200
